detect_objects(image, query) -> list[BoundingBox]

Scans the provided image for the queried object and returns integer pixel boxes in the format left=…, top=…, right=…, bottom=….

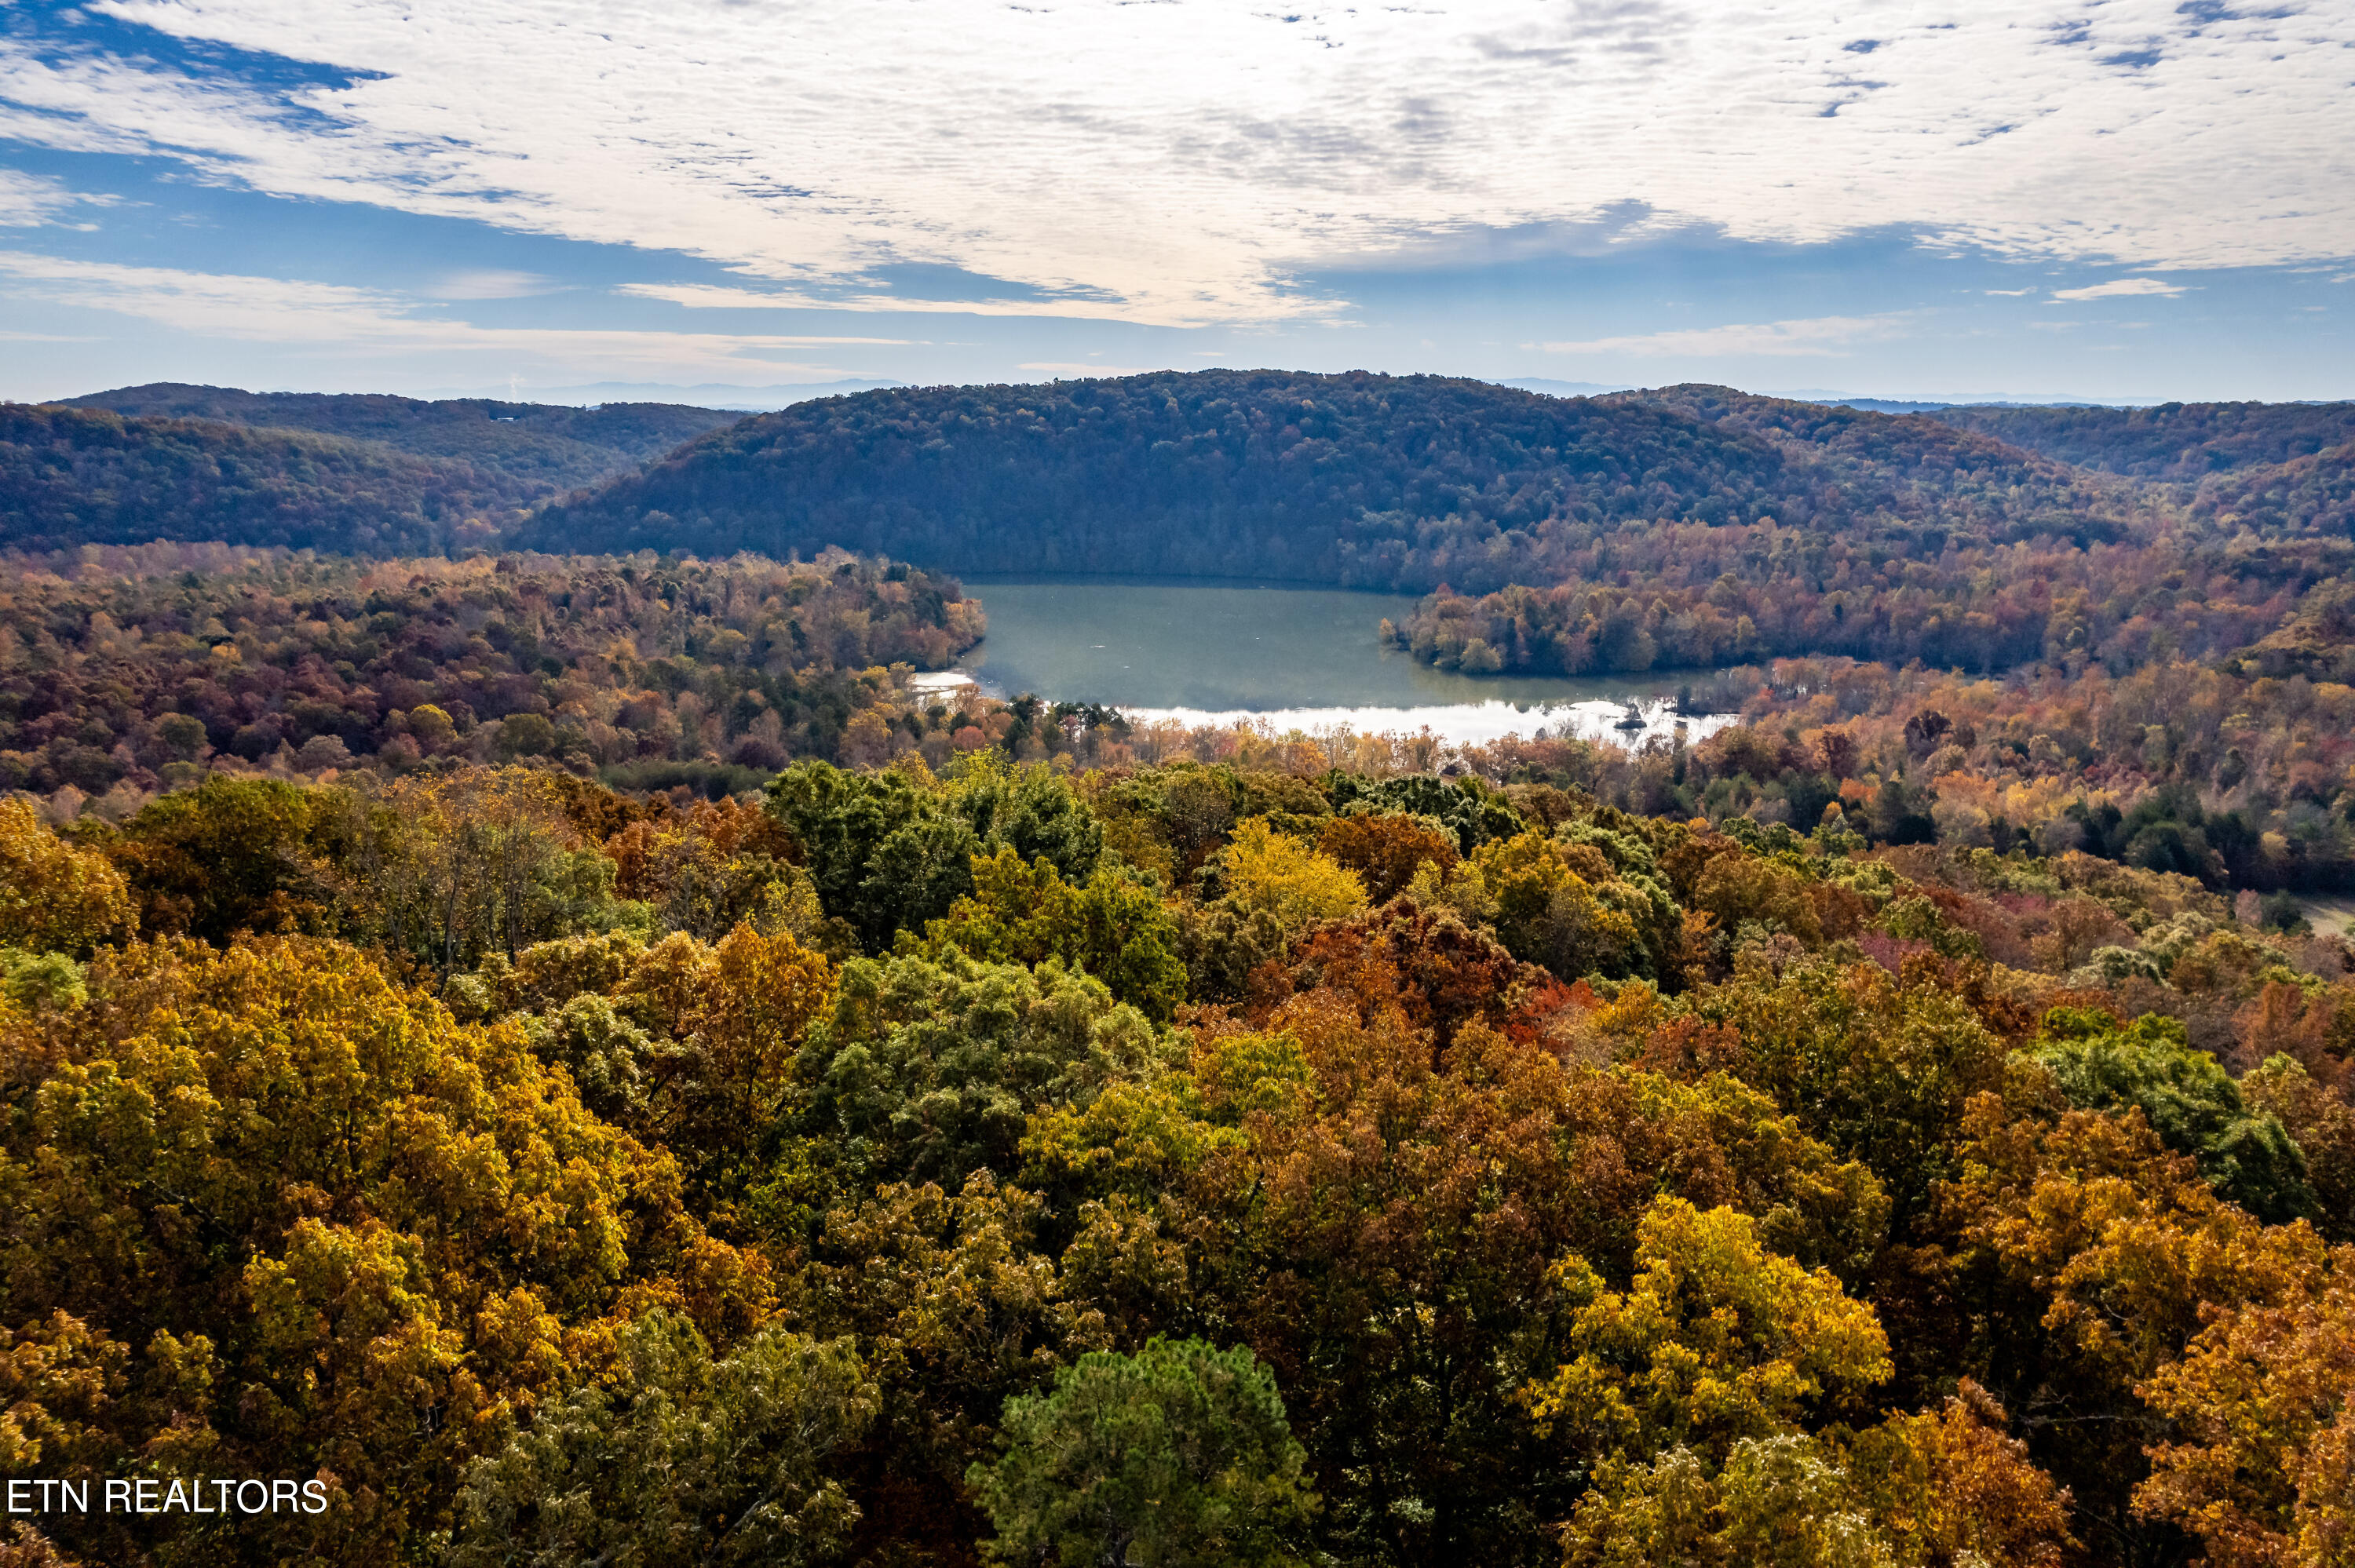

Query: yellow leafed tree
left=1221, top=818, right=1365, bottom=935
left=0, top=799, right=134, bottom=956
left=0, top=934, right=766, bottom=1563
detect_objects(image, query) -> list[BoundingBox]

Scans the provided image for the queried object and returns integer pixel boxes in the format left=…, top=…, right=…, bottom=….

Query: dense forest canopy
left=523, top=371, right=2161, bottom=591
left=57, top=382, right=738, bottom=488
left=1317, top=391, right=2355, bottom=702
left=0, top=546, right=983, bottom=808
left=8, top=369, right=2355, bottom=1566
left=2, top=734, right=2350, bottom=1568
left=1, top=390, right=739, bottom=555
left=1926, top=399, right=2355, bottom=481
left=1379, top=511, right=2342, bottom=678
left=0, top=404, right=534, bottom=556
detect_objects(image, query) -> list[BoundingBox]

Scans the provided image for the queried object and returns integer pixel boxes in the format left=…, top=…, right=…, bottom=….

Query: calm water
left=941, top=580, right=1733, bottom=747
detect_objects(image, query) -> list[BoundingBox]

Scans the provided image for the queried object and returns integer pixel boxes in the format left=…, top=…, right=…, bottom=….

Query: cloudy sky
left=2, top=0, right=2350, bottom=403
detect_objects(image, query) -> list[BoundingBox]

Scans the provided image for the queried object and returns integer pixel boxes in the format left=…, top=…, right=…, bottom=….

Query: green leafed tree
left=102, top=775, right=356, bottom=943
left=793, top=948, right=1172, bottom=1187
left=967, top=1336, right=1318, bottom=1568
left=947, top=759, right=1107, bottom=885
left=767, top=761, right=985, bottom=953
left=769, top=759, right=1115, bottom=955
left=2029, top=1006, right=2318, bottom=1223
left=918, top=846, right=1188, bottom=1023
left=447, top=1311, right=876, bottom=1568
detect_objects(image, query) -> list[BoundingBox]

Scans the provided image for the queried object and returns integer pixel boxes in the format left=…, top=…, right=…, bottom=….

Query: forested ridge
left=1381, top=512, right=2339, bottom=676
left=1352, top=389, right=2355, bottom=680
left=57, top=383, right=738, bottom=489
left=525, top=371, right=2355, bottom=687
left=14, top=374, right=2353, bottom=656
left=0, top=545, right=982, bottom=809
left=1926, top=399, right=2355, bottom=481
left=2, top=390, right=739, bottom=556
left=524, top=370, right=2156, bottom=589
left=0, top=404, right=527, bottom=555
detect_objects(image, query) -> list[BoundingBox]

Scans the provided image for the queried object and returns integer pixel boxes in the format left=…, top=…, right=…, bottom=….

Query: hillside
left=0, top=404, right=538, bottom=554
left=0, top=547, right=981, bottom=804
left=1378, top=394, right=2353, bottom=679
left=2, top=387, right=745, bottom=554
left=59, top=382, right=739, bottom=492
left=16, top=373, right=2350, bottom=605
left=520, top=370, right=2150, bottom=592
left=1917, top=399, right=2355, bottom=542
left=2182, top=437, right=2355, bottom=537
left=6, top=655, right=2353, bottom=1568
left=1926, top=399, right=2355, bottom=480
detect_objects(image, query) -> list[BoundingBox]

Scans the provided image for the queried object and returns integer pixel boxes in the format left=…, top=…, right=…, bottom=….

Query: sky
left=1, top=0, right=2351, bottom=406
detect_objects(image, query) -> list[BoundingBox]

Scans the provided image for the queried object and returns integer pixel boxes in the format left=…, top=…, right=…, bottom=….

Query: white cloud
left=1539, top=314, right=1911, bottom=358
left=0, top=168, right=107, bottom=228
left=424, top=269, right=557, bottom=301
left=1983, top=288, right=2037, bottom=297
left=0, top=0, right=2348, bottom=324
left=0, top=251, right=864, bottom=377
left=614, top=282, right=1122, bottom=323
left=2047, top=277, right=2189, bottom=302
left=608, top=288, right=924, bottom=341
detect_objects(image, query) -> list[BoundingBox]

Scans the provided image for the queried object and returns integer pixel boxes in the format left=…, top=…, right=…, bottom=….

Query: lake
left=938, top=580, right=1736, bottom=747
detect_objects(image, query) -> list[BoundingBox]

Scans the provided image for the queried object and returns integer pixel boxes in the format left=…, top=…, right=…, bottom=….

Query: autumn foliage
left=0, top=741, right=2350, bottom=1567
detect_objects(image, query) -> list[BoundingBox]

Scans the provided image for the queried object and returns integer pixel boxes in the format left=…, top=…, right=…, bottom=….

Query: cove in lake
left=941, top=580, right=1735, bottom=748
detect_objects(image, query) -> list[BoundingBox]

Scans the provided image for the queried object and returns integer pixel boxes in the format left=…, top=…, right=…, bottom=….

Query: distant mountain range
left=1759, top=388, right=2153, bottom=411
left=5, top=371, right=2350, bottom=578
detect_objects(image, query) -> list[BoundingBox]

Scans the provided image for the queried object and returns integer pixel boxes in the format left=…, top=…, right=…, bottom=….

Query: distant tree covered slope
left=0, top=547, right=981, bottom=803
left=58, top=381, right=740, bottom=492
left=0, top=404, right=520, bottom=553
left=523, top=370, right=2141, bottom=591
left=1927, top=399, right=2355, bottom=480
left=2185, top=437, right=2355, bottom=537
left=4, top=388, right=745, bottom=554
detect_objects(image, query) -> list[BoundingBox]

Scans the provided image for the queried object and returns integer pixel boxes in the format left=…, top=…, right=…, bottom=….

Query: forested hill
left=520, top=370, right=2145, bottom=592
left=1924, top=398, right=2355, bottom=480
left=58, top=382, right=740, bottom=492
left=20, top=373, right=2348, bottom=575
left=0, top=404, right=528, bottom=554
left=2, top=388, right=743, bottom=555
